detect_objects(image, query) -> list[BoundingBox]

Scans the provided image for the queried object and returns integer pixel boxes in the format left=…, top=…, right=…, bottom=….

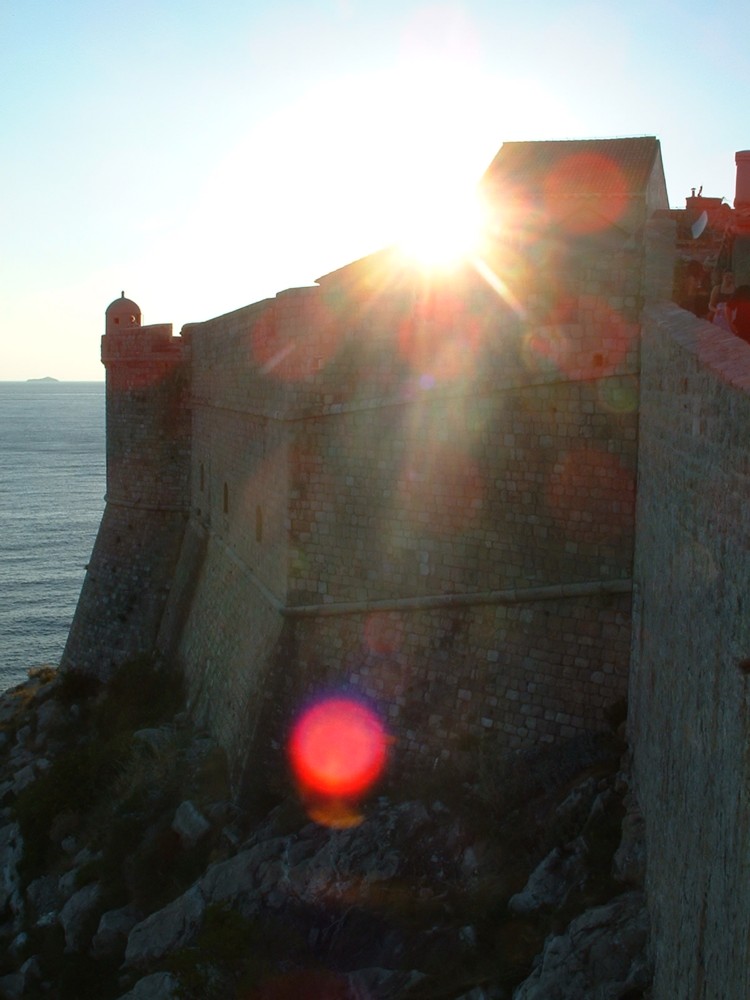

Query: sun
left=396, top=183, right=487, bottom=271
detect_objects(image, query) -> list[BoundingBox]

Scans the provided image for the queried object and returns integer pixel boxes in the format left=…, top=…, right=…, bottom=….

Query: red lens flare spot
left=363, top=612, right=403, bottom=656
left=579, top=294, right=638, bottom=376
left=305, top=798, right=365, bottom=830
left=250, top=968, right=352, bottom=999
left=249, top=301, right=340, bottom=382
left=397, top=288, right=483, bottom=384
left=397, top=444, right=484, bottom=536
left=546, top=446, right=635, bottom=545
left=289, top=698, right=388, bottom=800
left=543, top=152, right=629, bottom=233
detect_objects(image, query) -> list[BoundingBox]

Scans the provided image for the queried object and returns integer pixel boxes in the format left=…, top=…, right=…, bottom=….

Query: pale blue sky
left=2, top=0, right=748, bottom=379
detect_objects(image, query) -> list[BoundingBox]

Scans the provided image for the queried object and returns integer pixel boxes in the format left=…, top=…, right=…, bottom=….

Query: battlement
left=101, top=323, right=181, bottom=365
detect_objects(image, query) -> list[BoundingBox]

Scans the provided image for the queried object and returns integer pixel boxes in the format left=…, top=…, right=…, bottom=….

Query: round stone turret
left=63, top=292, right=190, bottom=679
left=105, top=292, right=141, bottom=335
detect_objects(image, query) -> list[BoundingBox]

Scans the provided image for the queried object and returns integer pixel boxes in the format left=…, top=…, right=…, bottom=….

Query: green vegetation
left=6, top=656, right=233, bottom=995
left=14, top=656, right=187, bottom=881
left=89, top=655, right=185, bottom=736
left=17, top=923, right=121, bottom=1000
left=168, top=905, right=311, bottom=999
left=14, top=734, right=132, bottom=877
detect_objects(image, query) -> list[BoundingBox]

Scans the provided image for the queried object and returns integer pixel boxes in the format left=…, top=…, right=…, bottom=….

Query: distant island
left=26, top=376, right=59, bottom=382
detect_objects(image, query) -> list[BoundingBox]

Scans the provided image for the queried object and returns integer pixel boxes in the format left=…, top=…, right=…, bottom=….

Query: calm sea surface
left=0, top=382, right=105, bottom=692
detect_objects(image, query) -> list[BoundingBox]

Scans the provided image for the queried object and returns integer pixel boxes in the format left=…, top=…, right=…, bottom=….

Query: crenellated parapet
left=101, top=322, right=182, bottom=365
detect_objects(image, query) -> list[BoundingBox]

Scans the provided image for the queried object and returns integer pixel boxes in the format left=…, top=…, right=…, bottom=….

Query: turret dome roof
left=106, top=292, right=141, bottom=317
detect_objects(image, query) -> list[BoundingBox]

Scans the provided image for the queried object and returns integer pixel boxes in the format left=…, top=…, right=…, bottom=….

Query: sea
left=0, top=381, right=105, bottom=693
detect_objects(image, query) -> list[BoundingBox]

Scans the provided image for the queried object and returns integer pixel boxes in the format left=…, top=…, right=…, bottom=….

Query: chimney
left=734, top=150, right=750, bottom=210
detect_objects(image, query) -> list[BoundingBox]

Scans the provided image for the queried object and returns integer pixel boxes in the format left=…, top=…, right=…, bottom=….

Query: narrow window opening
left=223, top=482, right=229, bottom=514
left=199, top=463, right=205, bottom=492
left=256, top=505, right=263, bottom=543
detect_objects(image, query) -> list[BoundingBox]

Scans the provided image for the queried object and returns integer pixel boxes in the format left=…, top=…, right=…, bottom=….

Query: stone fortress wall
left=61, top=138, right=750, bottom=999
left=155, top=226, right=645, bottom=775
left=629, top=301, right=750, bottom=1000
left=65, top=139, right=667, bottom=772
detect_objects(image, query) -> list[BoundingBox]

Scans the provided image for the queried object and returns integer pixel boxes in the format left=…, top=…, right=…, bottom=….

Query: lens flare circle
left=289, top=697, right=388, bottom=798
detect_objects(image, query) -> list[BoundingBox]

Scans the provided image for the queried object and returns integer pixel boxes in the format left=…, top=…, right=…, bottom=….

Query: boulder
left=59, top=881, right=102, bottom=953
left=116, top=971, right=181, bottom=999
left=26, top=874, right=61, bottom=923
left=552, top=776, right=600, bottom=832
left=35, top=697, right=66, bottom=737
left=0, top=955, right=42, bottom=1000
left=345, top=966, right=427, bottom=998
left=508, top=837, right=589, bottom=915
left=171, top=800, right=211, bottom=848
left=58, top=866, right=84, bottom=898
left=0, top=690, right=21, bottom=726
left=198, top=843, right=267, bottom=912
left=11, top=762, right=39, bottom=795
left=0, top=779, right=14, bottom=808
left=14, top=725, right=32, bottom=748
left=512, top=890, right=650, bottom=999
left=8, top=931, right=28, bottom=960
left=123, top=834, right=290, bottom=969
left=125, top=884, right=206, bottom=967
left=60, top=834, right=78, bottom=855
left=0, top=972, right=24, bottom=1000
left=0, top=823, right=24, bottom=920
left=91, top=904, right=141, bottom=958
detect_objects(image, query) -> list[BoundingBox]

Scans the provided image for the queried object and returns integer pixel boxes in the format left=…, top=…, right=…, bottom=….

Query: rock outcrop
left=512, top=890, right=650, bottom=999
left=0, top=665, right=650, bottom=999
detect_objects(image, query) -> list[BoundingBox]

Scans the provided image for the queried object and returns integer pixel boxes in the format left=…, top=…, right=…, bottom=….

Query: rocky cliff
left=0, top=663, right=650, bottom=999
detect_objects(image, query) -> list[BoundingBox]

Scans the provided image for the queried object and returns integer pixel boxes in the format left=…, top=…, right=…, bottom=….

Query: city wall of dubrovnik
left=61, top=138, right=750, bottom=998
left=630, top=301, right=750, bottom=999
left=83, top=235, right=645, bottom=779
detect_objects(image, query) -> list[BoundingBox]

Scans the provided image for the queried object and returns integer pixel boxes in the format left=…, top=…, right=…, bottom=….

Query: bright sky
left=2, top=0, right=749, bottom=380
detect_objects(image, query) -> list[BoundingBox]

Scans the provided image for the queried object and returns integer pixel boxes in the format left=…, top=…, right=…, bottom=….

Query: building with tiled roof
left=482, top=135, right=669, bottom=235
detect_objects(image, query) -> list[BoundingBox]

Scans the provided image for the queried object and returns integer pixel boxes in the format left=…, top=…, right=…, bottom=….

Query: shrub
left=90, top=656, right=184, bottom=738
left=14, top=734, right=132, bottom=877
left=56, top=668, right=102, bottom=707
left=169, top=906, right=277, bottom=999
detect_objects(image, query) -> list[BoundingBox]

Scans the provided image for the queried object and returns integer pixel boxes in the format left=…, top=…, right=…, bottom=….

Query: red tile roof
left=483, top=137, right=662, bottom=198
